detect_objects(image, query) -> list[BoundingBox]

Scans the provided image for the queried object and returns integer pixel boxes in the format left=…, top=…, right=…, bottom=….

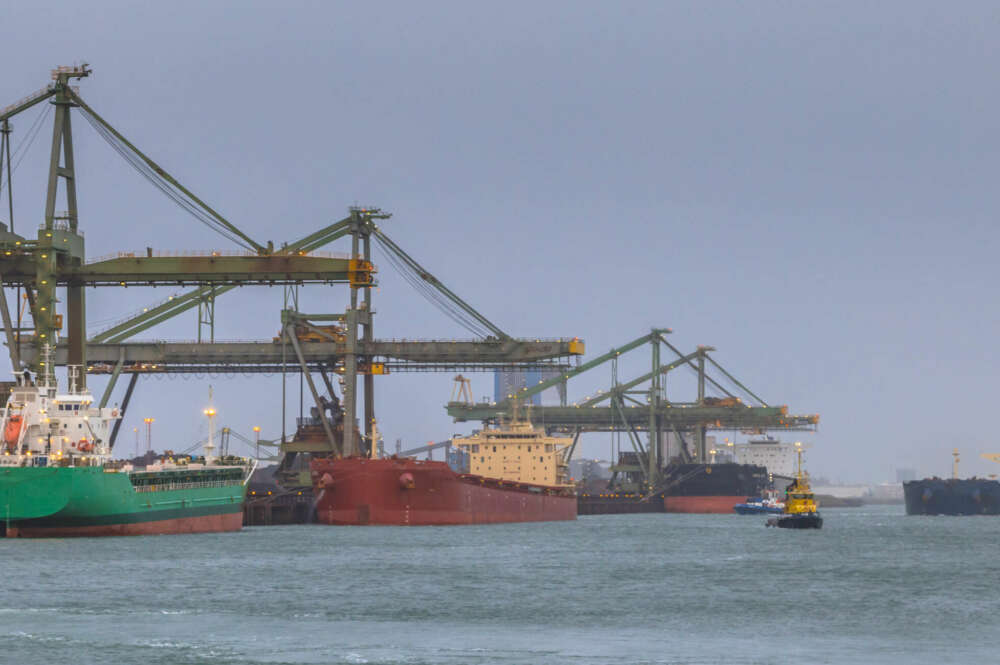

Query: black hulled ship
left=903, top=449, right=1000, bottom=516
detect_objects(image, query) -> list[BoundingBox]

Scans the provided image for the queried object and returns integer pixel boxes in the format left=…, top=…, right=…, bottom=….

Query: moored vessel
left=733, top=495, right=784, bottom=515
left=903, top=450, right=1000, bottom=516
left=311, top=419, right=577, bottom=526
left=1, top=366, right=255, bottom=538
left=662, top=462, right=770, bottom=513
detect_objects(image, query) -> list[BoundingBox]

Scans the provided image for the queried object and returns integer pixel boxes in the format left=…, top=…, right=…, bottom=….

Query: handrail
left=83, top=336, right=584, bottom=345
left=86, top=248, right=350, bottom=264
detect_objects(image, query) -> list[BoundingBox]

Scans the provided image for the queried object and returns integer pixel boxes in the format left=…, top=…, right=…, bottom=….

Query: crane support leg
left=613, top=396, right=648, bottom=484
left=108, top=373, right=138, bottom=450
left=565, top=428, right=581, bottom=461
left=286, top=324, right=341, bottom=456
left=98, top=348, right=125, bottom=408
left=67, top=285, right=86, bottom=382
left=0, top=279, right=21, bottom=371
left=362, top=231, right=374, bottom=457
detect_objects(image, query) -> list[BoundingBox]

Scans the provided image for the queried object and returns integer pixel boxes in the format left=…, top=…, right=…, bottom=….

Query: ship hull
left=767, top=513, right=823, bottom=529
left=664, top=495, right=751, bottom=513
left=311, top=457, right=577, bottom=526
left=733, top=502, right=784, bottom=515
left=662, top=463, right=770, bottom=514
left=1, top=466, right=247, bottom=538
left=903, top=478, right=1000, bottom=516
left=578, top=493, right=663, bottom=515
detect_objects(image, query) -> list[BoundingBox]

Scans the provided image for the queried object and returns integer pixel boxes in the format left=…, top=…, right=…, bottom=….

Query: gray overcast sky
left=2, top=1, right=998, bottom=482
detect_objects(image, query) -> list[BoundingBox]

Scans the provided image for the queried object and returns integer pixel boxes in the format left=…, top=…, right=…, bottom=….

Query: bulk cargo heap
left=310, top=418, right=577, bottom=526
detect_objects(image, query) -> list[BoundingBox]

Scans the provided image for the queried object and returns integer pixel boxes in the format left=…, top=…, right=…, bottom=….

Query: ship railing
left=132, top=479, right=242, bottom=493
left=0, top=84, right=55, bottom=118
left=375, top=336, right=581, bottom=344
left=85, top=248, right=351, bottom=264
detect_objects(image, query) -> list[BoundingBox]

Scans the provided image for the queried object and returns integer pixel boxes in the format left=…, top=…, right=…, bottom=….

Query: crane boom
left=67, top=88, right=267, bottom=254
left=89, top=217, right=355, bottom=343
left=370, top=226, right=509, bottom=340
left=0, top=85, right=55, bottom=123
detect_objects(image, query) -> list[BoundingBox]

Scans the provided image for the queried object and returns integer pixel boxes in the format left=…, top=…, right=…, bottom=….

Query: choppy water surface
left=1, top=506, right=997, bottom=665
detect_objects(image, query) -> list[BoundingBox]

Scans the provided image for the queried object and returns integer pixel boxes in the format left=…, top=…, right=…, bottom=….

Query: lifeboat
left=4, top=415, right=23, bottom=451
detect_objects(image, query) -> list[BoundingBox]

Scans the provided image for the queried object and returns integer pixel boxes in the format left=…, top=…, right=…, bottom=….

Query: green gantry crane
left=447, top=328, right=819, bottom=488
left=0, top=66, right=583, bottom=464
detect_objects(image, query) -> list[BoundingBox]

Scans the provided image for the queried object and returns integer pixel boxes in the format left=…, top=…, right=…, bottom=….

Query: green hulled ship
left=1, top=366, right=254, bottom=537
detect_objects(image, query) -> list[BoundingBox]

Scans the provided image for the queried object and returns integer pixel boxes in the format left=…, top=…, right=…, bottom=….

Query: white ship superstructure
left=734, top=436, right=808, bottom=479
left=1, top=365, right=118, bottom=468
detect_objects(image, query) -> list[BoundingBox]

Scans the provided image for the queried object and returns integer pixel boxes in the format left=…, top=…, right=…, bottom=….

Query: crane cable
left=76, top=106, right=253, bottom=250
left=372, top=238, right=487, bottom=336
left=0, top=103, right=51, bottom=195
left=372, top=236, right=494, bottom=338
left=377, top=243, right=491, bottom=338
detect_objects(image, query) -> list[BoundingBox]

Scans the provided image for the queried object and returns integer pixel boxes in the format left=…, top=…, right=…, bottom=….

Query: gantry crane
left=0, top=66, right=583, bottom=464
left=447, top=328, right=819, bottom=489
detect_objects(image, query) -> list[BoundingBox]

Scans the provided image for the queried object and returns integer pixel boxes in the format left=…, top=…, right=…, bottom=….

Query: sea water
left=1, top=505, right=997, bottom=665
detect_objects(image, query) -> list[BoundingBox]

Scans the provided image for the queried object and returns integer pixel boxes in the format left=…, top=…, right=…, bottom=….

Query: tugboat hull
left=768, top=513, right=823, bottom=529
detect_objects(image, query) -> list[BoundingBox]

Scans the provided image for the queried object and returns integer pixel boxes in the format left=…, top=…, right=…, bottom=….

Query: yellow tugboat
left=767, top=442, right=823, bottom=529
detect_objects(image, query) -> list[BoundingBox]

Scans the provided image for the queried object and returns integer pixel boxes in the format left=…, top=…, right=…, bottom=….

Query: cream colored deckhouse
left=452, top=420, right=574, bottom=488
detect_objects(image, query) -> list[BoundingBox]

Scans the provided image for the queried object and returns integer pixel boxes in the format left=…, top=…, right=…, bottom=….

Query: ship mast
left=203, top=386, right=217, bottom=463
left=794, top=441, right=804, bottom=484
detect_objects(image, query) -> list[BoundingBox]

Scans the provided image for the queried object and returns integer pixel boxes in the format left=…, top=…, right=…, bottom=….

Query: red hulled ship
left=311, top=420, right=577, bottom=526
left=661, top=462, right=771, bottom=513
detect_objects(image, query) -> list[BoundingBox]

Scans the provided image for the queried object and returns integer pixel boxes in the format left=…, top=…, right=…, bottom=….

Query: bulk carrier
left=903, top=450, right=1000, bottom=516
left=0, top=365, right=255, bottom=537
left=310, top=419, right=576, bottom=525
left=661, top=462, right=771, bottom=513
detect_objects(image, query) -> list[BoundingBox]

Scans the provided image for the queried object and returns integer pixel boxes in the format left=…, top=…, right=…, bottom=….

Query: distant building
left=494, top=369, right=563, bottom=405
left=570, top=458, right=611, bottom=482
left=896, top=468, right=917, bottom=483
left=811, top=484, right=870, bottom=499
left=871, top=483, right=904, bottom=501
